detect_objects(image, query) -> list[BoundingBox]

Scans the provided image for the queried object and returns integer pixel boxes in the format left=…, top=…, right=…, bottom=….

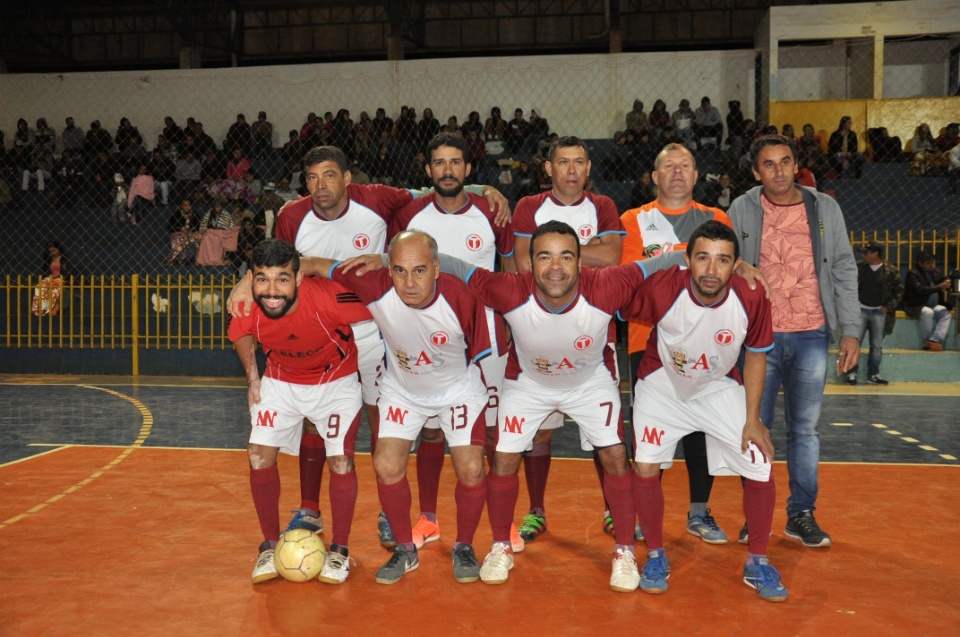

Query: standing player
left=627, top=221, right=787, bottom=602
left=310, top=230, right=492, bottom=585
left=389, top=131, right=518, bottom=551
left=728, top=135, right=859, bottom=547
left=230, top=239, right=371, bottom=585
left=228, top=146, right=510, bottom=549
left=620, top=143, right=734, bottom=544
left=509, top=135, right=626, bottom=545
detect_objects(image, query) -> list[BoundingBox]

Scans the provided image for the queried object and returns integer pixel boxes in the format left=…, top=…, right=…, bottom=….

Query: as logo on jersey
left=578, top=225, right=594, bottom=241
left=431, top=331, right=449, bottom=346
left=573, top=335, right=593, bottom=350
left=353, top=234, right=370, bottom=250
left=715, top=329, right=735, bottom=346
left=531, top=354, right=585, bottom=375
left=394, top=346, right=443, bottom=372
left=466, top=234, right=483, bottom=251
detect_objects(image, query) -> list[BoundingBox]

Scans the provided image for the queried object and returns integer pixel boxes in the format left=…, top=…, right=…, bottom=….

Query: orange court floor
left=0, top=375, right=958, bottom=636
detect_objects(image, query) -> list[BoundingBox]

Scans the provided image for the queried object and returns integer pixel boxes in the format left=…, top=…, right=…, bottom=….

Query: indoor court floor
left=1, top=374, right=957, bottom=636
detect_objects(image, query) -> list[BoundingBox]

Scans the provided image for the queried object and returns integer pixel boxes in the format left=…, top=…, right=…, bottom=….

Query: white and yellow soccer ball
left=274, top=529, right=326, bottom=582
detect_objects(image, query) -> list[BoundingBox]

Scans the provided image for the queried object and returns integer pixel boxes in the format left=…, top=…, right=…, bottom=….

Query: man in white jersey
left=625, top=220, right=787, bottom=602
left=310, top=230, right=492, bottom=585
left=228, top=146, right=510, bottom=549
left=510, top=135, right=626, bottom=546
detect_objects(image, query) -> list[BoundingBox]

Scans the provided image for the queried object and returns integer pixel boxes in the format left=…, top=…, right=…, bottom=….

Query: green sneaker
left=517, top=512, right=547, bottom=543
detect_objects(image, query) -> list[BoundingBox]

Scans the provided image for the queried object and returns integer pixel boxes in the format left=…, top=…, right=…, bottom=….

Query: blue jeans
left=855, top=308, right=886, bottom=377
left=761, top=327, right=828, bottom=517
left=918, top=305, right=951, bottom=345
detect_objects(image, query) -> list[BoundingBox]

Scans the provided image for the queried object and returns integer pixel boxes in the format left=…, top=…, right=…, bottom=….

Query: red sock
left=377, top=477, right=413, bottom=544
left=329, top=469, right=358, bottom=547
left=250, top=464, right=281, bottom=543
left=487, top=472, right=519, bottom=544
left=455, top=478, right=487, bottom=545
left=523, top=440, right=551, bottom=514
left=633, top=472, right=664, bottom=550
left=299, top=433, right=326, bottom=513
left=744, top=475, right=776, bottom=556
left=603, top=472, right=635, bottom=547
left=415, top=439, right=445, bottom=515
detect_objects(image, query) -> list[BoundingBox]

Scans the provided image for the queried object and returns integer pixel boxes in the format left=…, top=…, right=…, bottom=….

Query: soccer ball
left=274, top=528, right=326, bottom=582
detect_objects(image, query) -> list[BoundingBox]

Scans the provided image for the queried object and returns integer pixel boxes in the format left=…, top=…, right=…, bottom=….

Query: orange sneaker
left=412, top=514, right=440, bottom=549
left=510, top=522, right=525, bottom=553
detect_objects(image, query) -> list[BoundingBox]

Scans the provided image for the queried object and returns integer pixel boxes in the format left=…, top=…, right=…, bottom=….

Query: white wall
left=0, top=50, right=757, bottom=150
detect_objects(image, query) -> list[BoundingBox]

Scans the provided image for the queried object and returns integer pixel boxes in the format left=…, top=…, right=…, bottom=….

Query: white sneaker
left=609, top=548, right=640, bottom=592
left=317, top=550, right=351, bottom=585
left=479, top=543, right=514, bottom=585
left=252, top=547, right=278, bottom=583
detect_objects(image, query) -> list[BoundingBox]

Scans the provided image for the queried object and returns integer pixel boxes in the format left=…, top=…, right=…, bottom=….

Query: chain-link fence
left=0, top=42, right=957, bottom=284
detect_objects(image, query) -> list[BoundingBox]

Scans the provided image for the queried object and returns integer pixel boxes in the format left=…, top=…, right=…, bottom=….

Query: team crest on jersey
left=715, top=329, right=735, bottom=346
left=466, top=234, right=483, bottom=251
left=574, top=335, right=593, bottom=350
left=578, top=225, right=594, bottom=240
left=353, top=233, right=370, bottom=250
left=644, top=242, right=673, bottom=258
left=670, top=348, right=691, bottom=376
left=534, top=356, right=551, bottom=373
left=395, top=347, right=412, bottom=370
left=431, top=331, right=449, bottom=346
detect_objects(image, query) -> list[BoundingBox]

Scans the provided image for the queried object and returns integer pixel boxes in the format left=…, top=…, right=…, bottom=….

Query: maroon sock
left=633, top=472, right=664, bottom=550
left=603, top=472, right=635, bottom=547
left=487, top=472, right=519, bottom=544
left=377, top=477, right=413, bottom=544
left=250, top=465, right=281, bottom=543
left=299, top=433, right=326, bottom=513
left=329, top=469, right=358, bottom=547
left=415, top=439, right=445, bottom=515
left=744, top=475, right=776, bottom=556
left=523, top=440, right=551, bottom=514
left=455, top=478, right=487, bottom=545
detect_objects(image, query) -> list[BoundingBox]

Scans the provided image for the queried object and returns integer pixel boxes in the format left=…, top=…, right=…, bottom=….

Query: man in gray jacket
left=727, top=135, right=859, bottom=549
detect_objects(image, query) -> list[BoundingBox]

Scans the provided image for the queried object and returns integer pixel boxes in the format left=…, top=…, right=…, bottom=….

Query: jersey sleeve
left=330, top=264, right=391, bottom=306
left=617, top=266, right=683, bottom=323
left=594, top=195, right=626, bottom=236
left=465, top=267, right=530, bottom=314
left=619, top=208, right=645, bottom=264
left=444, top=277, right=493, bottom=364
left=512, top=196, right=540, bottom=237
left=733, top=276, right=774, bottom=352
left=227, top=307, right=255, bottom=342
left=273, top=197, right=311, bottom=243
left=386, top=197, right=423, bottom=243
left=359, top=184, right=416, bottom=220
left=471, top=193, right=514, bottom=258
left=320, top=278, right=374, bottom=324
left=584, top=263, right=646, bottom=314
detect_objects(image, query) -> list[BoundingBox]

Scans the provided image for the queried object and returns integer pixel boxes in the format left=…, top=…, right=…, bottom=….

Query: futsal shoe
left=479, top=543, right=514, bottom=585
left=517, top=512, right=547, bottom=543
left=743, top=556, right=789, bottom=602
left=510, top=523, right=525, bottom=553
left=609, top=548, right=641, bottom=593
left=412, top=515, right=440, bottom=549
left=377, top=510, right=396, bottom=551
left=317, top=545, right=351, bottom=585
left=687, top=510, right=728, bottom=544
left=639, top=548, right=670, bottom=594
left=284, top=508, right=323, bottom=534
left=602, top=513, right=644, bottom=542
left=375, top=545, right=419, bottom=584
left=452, top=544, right=481, bottom=583
left=785, top=511, right=832, bottom=547
left=252, top=542, right=278, bottom=583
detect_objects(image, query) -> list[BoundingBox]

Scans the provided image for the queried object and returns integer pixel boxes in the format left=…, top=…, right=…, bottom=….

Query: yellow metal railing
left=848, top=228, right=960, bottom=274
left=3, top=274, right=238, bottom=374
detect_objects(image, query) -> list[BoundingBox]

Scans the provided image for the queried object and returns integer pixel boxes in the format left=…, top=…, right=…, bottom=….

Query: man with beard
left=228, top=239, right=373, bottom=585
left=388, top=132, right=519, bottom=552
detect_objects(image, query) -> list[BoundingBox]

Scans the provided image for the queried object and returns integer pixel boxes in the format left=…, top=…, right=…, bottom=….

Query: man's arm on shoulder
left=514, top=235, right=532, bottom=272
left=581, top=233, right=623, bottom=268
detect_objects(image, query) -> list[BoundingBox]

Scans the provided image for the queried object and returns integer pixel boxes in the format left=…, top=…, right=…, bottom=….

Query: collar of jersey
left=311, top=199, right=349, bottom=221
left=548, top=190, right=586, bottom=207
left=686, top=278, right=730, bottom=308
left=431, top=196, right=472, bottom=216
left=402, top=281, right=441, bottom=310
left=534, top=288, right=580, bottom=314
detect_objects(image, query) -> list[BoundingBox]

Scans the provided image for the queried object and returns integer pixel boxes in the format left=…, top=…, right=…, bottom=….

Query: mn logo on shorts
left=256, top=410, right=278, bottom=428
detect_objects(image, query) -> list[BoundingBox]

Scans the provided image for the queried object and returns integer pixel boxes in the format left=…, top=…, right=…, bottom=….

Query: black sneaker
left=845, top=372, right=857, bottom=385
left=785, top=511, right=831, bottom=547
left=738, top=522, right=749, bottom=545
left=867, top=375, right=889, bottom=385
left=452, top=544, right=480, bottom=583
left=375, top=545, right=419, bottom=584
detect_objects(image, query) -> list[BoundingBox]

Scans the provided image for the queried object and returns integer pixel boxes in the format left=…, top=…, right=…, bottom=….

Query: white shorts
left=631, top=369, right=772, bottom=482
left=496, top=366, right=624, bottom=454
left=248, top=375, right=362, bottom=457
left=377, top=376, right=488, bottom=448
left=537, top=343, right=617, bottom=433
left=354, top=321, right=385, bottom=406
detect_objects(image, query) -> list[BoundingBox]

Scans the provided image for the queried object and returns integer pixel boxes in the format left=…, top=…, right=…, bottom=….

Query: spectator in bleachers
left=949, top=143, right=960, bottom=195
left=61, top=118, right=85, bottom=155
left=251, top=111, right=273, bottom=159
left=89, top=149, right=119, bottom=207
left=167, top=198, right=201, bottom=265
left=604, top=129, right=638, bottom=181
left=235, top=213, right=265, bottom=275
left=85, top=120, right=113, bottom=155
left=349, top=159, right=371, bottom=186
left=196, top=199, right=240, bottom=266
left=626, top=99, right=648, bottom=133
left=127, top=163, right=155, bottom=225
left=225, top=113, right=252, bottom=154
left=903, top=252, right=953, bottom=352
left=203, top=147, right=247, bottom=202
left=259, top=181, right=285, bottom=236
left=935, top=122, right=959, bottom=153
left=22, top=138, right=54, bottom=193
left=33, top=241, right=69, bottom=316
left=703, top=172, right=739, bottom=211
left=369, top=143, right=398, bottom=186
left=828, top=115, right=865, bottom=179
left=443, top=115, right=460, bottom=134
left=200, top=199, right=235, bottom=231
left=725, top=101, right=746, bottom=158
left=656, top=125, right=678, bottom=152
left=180, top=131, right=200, bottom=160
left=846, top=241, right=903, bottom=386
left=671, top=99, right=695, bottom=148
left=282, top=130, right=306, bottom=168
left=505, top=108, right=530, bottom=154
left=299, top=112, right=318, bottom=141
left=868, top=127, right=904, bottom=163
left=154, top=134, right=177, bottom=161
left=648, top=99, right=670, bottom=138
left=331, top=109, right=355, bottom=153
left=484, top=106, right=506, bottom=141
left=406, top=150, right=431, bottom=189
left=795, top=154, right=817, bottom=189
left=193, top=122, right=217, bottom=157
left=798, top=124, right=822, bottom=152
left=417, top=108, right=441, bottom=151
left=692, top=96, right=723, bottom=148
left=394, top=106, right=418, bottom=147
left=372, top=108, right=394, bottom=142
left=762, top=124, right=779, bottom=136
left=629, top=170, right=657, bottom=208
left=910, top=123, right=936, bottom=155
left=352, top=117, right=375, bottom=166
left=150, top=148, right=175, bottom=206
left=163, top=116, right=185, bottom=148
left=35, top=118, right=57, bottom=154
left=14, top=118, right=35, bottom=147
left=529, top=109, right=549, bottom=142
left=465, top=129, right=486, bottom=182
left=781, top=123, right=796, bottom=142
left=461, top=111, right=483, bottom=138
left=52, top=149, right=85, bottom=208
left=275, top=176, right=299, bottom=202
left=173, top=150, right=202, bottom=205
left=243, top=169, right=262, bottom=204
left=115, top=118, right=143, bottom=154
left=110, top=173, right=129, bottom=224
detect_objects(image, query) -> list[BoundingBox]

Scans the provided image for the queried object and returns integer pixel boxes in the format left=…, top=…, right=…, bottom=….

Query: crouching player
left=229, top=238, right=372, bottom=585
left=626, top=221, right=788, bottom=602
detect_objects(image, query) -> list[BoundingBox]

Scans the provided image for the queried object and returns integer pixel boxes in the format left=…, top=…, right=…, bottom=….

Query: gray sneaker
left=686, top=510, right=728, bottom=544
left=452, top=544, right=480, bottom=583
left=375, top=545, right=419, bottom=584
